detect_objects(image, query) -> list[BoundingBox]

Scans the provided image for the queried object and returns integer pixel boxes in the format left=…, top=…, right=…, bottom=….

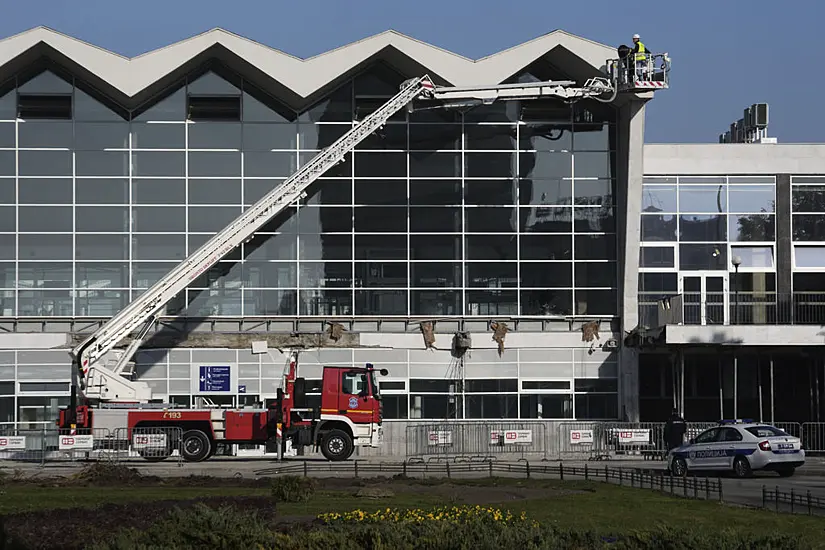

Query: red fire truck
left=59, top=351, right=388, bottom=462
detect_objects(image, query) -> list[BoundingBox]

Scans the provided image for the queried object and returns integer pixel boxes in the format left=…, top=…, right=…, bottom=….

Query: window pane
left=18, top=151, right=71, bottom=176
left=679, top=185, right=726, bottom=213
left=19, top=207, right=72, bottom=232
left=132, top=152, right=185, bottom=177
left=522, top=207, right=572, bottom=233
left=244, top=123, right=296, bottom=150
left=792, top=185, right=825, bottom=213
left=410, top=180, right=461, bottom=206
left=188, top=179, right=241, bottom=205
left=76, top=151, right=129, bottom=176
left=132, top=207, right=186, bottom=232
left=794, top=246, right=825, bottom=269
left=19, top=235, right=73, bottom=260
left=792, top=215, right=825, bottom=241
left=642, top=185, right=677, bottom=212
left=409, top=208, right=461, bottom=233
left=641, top=214, right=676, bottom=242
left=465, top=152, right=514, bottom=178
left=520, top=289, right=572, bottom=315
left=640, top=247, right=675, bottom=268
left=299, top=289, right=351, bottom=315
left=520, top=394, right=573, bottom=419
left=679, top=244, right=727, bottom=271
left=520, top=234, right=572, bottom=260
left=520, top=152, right=572, bottom=180
left=18, top=121, right=73, bottom=148
left=467, top=263, right=519, bottom=287
left=465, top=207, right=516, bottom=233
left=76, top=179, right=128, bottom=204
left=729, top=186, right=775, bottom=213
left=133, top=179, right=186, bottom=204
left=188, top=122, right=242, bottom=149
left=18, top=179, right=72, bottom=204
left=133, top=234, right=186, bottom=260
left=410, top=235, right=460, bottom=261
left=355, top=290, right=407, bottom=315
left=131, top=122, right=186, bottom=149
left=76, top=235, right=128, bottom=260
left=729, top=214, right=775, bottom=242
left=76, top=207, right=129, bottom=232
left=679, top=215, right=726, bottom=241
left=731, top=246, right=774, bottom=269
left=74, top=122, right=129, bottom=149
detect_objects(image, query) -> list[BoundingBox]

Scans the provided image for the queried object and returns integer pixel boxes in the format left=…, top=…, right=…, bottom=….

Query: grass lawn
left=4, top=476, right=825, bottom=545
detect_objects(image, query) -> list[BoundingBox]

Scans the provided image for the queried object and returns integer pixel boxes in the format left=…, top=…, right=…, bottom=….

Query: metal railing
left=254, top=460, right=722, bottom=503
left=652, top=292, right=825, bottom=326
left=762, top=485, right=825, bottom=515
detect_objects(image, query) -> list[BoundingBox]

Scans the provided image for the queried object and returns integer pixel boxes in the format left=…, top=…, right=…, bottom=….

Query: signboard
left=570, top=430, right=594, bottom=444
left=238, top=385, right=246, bottom=394
left=199, top=365, right=231, bottom=393
left=491, top=430, right=533, bottom=445
left=0, top=436, right=26, bottom=451
left=59, top=435, right=94, bottom=450
left=614, top=429, right=651, bottom=445
left=132, top=434, right=167, bottom=449
left=427, top=431, right=452, bottom=446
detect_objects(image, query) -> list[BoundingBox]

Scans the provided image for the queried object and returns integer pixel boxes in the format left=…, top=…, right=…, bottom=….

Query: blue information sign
left=199, top=365, right=231, bottom=393
left=238, top=385, right=247, bottom=394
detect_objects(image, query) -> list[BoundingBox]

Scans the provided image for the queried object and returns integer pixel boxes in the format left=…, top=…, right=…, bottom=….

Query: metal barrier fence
left=3, top=421, right=825, bottom=465
left=558, top=422, right=718, bottom=461
left=0, top=426, right=183, bottom=465
left=405, top=422, right=552, bottom=462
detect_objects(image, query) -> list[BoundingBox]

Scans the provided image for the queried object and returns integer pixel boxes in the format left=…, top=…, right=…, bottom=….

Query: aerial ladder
left=68, top=69, right=639, bottom=418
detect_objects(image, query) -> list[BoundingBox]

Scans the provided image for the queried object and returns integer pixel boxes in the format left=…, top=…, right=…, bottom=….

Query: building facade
left=0, top=27, right=820, bottom=444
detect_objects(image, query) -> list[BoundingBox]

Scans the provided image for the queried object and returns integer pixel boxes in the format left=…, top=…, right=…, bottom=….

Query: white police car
left=667, top=420, right=804, bottom=478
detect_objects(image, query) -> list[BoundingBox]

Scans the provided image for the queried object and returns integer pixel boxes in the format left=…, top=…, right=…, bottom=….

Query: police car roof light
left=718, top=418, right=754, bottom=425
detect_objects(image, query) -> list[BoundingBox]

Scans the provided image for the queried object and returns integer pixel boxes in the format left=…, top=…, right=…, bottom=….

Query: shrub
left=88, top=504, right=284, bottom=550
left=270, top=475, right=317, bottom=503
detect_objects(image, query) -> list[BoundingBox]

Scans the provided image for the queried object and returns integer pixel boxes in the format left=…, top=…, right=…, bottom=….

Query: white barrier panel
left=59, top=435, right=94, bottom=450
left=427, top=431, right=452, bottom=446
left=570, top=430, right=594, bottom=444
left=613, top=429, right=651, bottom=445
left=132, top=434, right=167, bottom=449
left=491, top=430, right=533, bottom=445
left=0, top=436, right=26, bottom=450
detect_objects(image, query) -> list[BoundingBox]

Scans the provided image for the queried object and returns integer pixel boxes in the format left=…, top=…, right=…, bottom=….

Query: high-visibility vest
left=635, top=42, right=648, bottom=61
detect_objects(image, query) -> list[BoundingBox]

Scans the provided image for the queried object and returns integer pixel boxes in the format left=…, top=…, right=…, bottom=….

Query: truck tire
left=181, top=429, right=211, bottom=462
left=320, top=429, right=354, bottom=461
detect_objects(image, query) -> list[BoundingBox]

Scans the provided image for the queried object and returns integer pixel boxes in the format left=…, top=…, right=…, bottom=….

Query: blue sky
left=0, top=0, right=822, bottom=143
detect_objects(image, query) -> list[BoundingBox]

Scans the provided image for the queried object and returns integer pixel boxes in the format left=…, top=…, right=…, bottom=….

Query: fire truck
left=57, top=56, right=669, bottom=462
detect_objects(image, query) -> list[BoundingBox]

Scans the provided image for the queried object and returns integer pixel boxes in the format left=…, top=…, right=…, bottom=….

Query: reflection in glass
left=410, top=235, right=461, bottom=261
left=354, top=207, right=406, bottom=233
left=679, top=185, right=726, bottom=213
left=465, top=207, right=516, bottom=233
left=679, top=215, right=727, bottom=242
left=409, top=152, right=460, bottom=178
left=521, top=289, right=572, bottom=315
left=520, top=234, right=572, bottom=260
left=464, top=180, right=516, bottom=205
left=575, top=234, right=616, bottom=260
left=465, top=235, right=517, bottom=261
left=575, top=289, right=616, bottom=315
left=574, top=207, right=614, bottom=233
left=679, top=244, right=727, bottom=271
left=355, top=290, right=406, bottom=315
left=466, top=263, right=518, bottom=287
left=466, top=290, right=517, bottom=315
left=575, top=263, right=617, bottom=288
left=641, top=214, right=676, bottom=242
left=409, top=180, right=460, bottom=206
left=411, top=263, right=460, bottom=287
left=465, top=152, right=514, bottom=179
left=411, top=290, right=461, bottom=315
left=792, top=185, right=825, bottom=213
left=729, top=186, right=775, bottom=213
left=642, top=185, right=677, bottom=212
left=355, top=262, right=407, bottom=288
left=792, top=215, right=825, bottom=241
left=731, top=246, right=774, bottom=269
left=299, top=289, right=351, bottom=315
left=640, top=247, right=675, bottom=268
left=574, top=180, right=613, bottom=206
left=520, top=262, right=571, bottom=288
left=355, top=234, right=406, bottom=260
left=409, top=207, right=460, bottom=233
left=521, top=206, right=572, bottom=233
left=520, top=152, right=572, bottom=180
left=729, top=214, right=775, bottom=242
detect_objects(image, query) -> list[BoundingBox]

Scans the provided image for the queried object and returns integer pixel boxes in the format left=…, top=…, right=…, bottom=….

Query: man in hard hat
left=631, top=34, right=651, bottom=81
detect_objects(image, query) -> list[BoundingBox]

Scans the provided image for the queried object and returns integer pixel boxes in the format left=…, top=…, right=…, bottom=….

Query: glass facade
left=791, top=176, right=825, bottom=298
left=0, top=63, right=619, bottom=318
left=637, top=175, right=777, bottom=326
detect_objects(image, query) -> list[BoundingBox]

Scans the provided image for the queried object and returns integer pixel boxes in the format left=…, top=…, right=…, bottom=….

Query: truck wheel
left=320, top=429, right=354, bottom=461
left=181, top=430, right=211, bottom=462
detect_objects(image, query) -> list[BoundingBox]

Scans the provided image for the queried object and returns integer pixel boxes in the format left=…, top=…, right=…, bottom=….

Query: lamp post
left=732, top=256, right=742, bottom=324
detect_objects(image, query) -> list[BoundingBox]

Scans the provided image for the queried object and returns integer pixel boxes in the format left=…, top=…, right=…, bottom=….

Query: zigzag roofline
left=0, top=26, right=615, bottom=101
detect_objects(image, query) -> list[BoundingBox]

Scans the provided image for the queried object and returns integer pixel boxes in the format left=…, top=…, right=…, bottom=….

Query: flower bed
left=319, top=505, right=538, bottom=527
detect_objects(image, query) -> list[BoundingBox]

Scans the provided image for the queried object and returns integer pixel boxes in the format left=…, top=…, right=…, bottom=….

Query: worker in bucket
left=631, top=34, right=650, bottom=80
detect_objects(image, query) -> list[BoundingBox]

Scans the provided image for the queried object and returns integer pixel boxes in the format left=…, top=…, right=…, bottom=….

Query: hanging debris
left=326, top=322, right=346, bottom=342
left=451, top=331, right=472, bottom=358
left=490, top=321, right=508, bottom=356
left=581, top=320, right=601, bottom=343
left=419, top=321, right=436, bottom=349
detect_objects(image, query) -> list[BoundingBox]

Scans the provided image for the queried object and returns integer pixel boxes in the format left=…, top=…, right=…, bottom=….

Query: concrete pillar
left=616, top=97, right=649, bottom=422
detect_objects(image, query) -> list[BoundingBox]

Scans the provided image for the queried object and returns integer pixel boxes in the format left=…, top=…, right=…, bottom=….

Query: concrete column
left=775, top=174, right=792, bottom=323
left=617, top=97, right=649, bottom=422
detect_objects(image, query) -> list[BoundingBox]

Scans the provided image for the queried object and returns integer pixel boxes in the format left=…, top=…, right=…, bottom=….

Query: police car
left=667, top=420, right=804, bottom=478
